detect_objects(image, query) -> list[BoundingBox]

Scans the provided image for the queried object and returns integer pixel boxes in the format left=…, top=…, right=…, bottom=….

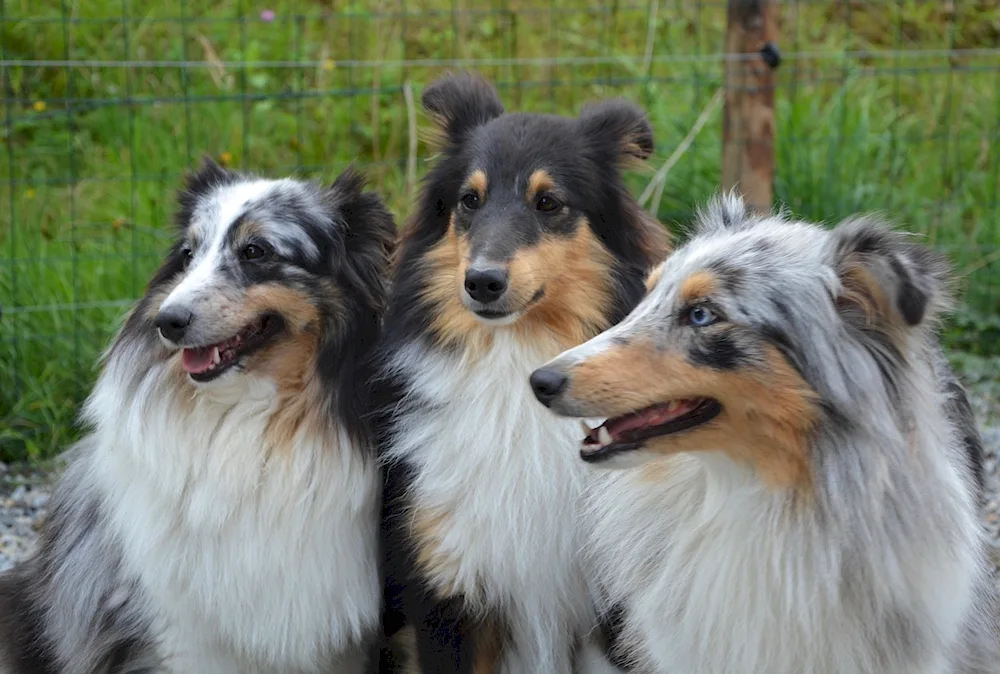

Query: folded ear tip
left=832, top=215, right=950, bottom=328
left=420, top=71, right=504, bottom=141
left=580, top=98, right=655, bottom=162
left=897, top=284, right=928, bottom=326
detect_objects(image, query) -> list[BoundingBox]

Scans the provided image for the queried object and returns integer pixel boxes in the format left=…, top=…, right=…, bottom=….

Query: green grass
left=2, top=0, right=1000, bottom=461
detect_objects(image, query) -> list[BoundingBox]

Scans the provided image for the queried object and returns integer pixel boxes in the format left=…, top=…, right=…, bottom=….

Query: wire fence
left=2, top=0, right=999, bottom=459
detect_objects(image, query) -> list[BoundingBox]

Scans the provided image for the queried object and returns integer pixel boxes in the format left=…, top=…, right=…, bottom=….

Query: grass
left=1, top=0, right=999, bottom=461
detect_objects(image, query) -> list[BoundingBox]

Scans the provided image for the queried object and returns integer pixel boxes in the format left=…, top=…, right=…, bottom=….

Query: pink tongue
left=606, top=400, right=699, bottom=437
left=182, top=347, right=215, bottom=374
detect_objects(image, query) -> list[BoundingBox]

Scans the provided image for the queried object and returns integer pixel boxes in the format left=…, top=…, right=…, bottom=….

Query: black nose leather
left=464, top=267, right=508, bottom=304
left=530, top=368, right=568, bottom=407
left=155, top=307, right=193, bottom=343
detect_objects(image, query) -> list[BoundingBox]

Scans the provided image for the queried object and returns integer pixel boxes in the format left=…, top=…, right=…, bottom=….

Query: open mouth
left=579, top=398, right=722, bottom=463
left=179, top=313, right=284, bottom=383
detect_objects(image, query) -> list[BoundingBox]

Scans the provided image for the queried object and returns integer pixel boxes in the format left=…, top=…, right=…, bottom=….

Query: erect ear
left=176, top=155, right=238, bottom=228
left=579, top=99, right=655, bottom=165
left=328, top=167, right=397, bottom=313
left=421, top=71, right=504, bottom=146
left=829, top=216, right=950, bottom=330
left=185, top=155, right=236, bottom=195
left=694, top=191, right=759, bottom=235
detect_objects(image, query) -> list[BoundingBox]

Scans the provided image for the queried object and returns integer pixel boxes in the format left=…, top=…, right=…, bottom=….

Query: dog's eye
left=460, top=193, right=481, bottom=210
left=687, top=305, right=719, bottom=327
left=536, top=196, right=562, bottom=213
left=242, top=243, right=270, bottom=261
left=181, top=248, right=194, bottom=269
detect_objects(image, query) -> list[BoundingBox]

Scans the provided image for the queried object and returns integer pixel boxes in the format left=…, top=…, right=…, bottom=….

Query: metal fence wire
left=1, top=0, right=999, bottom=459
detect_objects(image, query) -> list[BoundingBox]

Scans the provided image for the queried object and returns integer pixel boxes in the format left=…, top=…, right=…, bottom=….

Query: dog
left=0, top=159, right=395, bottom=674
left=530, top=194, right=998, bottom=674
left=371, top=72, right=670, bottom=673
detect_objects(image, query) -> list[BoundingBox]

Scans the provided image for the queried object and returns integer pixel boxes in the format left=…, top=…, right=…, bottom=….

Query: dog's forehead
left=468, top=115, right=580, bottom=189
left=651, top=221, right=831, bottom=304
left=188, top=179, right=326, bottom=257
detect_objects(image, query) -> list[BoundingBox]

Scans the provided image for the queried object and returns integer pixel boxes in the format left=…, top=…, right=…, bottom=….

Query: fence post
left=722, top=0, right=779, bottom=214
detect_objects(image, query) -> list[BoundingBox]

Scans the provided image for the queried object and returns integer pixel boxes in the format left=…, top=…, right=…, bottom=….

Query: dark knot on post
left=760, top=41, right=781, bottom=69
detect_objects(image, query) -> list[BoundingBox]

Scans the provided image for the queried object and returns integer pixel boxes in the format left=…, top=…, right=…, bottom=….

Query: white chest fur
left=584, top=451, right=981, bottom=674
left=85, top=364, right=380, bottom=673
left=388, top=335, right=599, bottom=672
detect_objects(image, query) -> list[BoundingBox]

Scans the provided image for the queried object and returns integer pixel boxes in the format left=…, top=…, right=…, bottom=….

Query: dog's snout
left=464, top=266, right=508, bottom=304
left=155, top=307, right=194, bottom=343
left=530, top=368, right=569, bottom=408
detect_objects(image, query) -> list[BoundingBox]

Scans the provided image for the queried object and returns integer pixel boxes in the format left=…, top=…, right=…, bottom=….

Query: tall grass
left=2, top=0, right=999, bottom=460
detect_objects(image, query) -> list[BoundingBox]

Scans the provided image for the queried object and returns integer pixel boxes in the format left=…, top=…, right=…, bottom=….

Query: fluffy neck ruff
left=587, top=347, right=985, bottom=674
left=78, top=315, right=382, bottom=668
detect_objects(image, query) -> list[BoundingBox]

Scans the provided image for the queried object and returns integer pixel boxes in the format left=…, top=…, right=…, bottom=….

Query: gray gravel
left=0, top=462, right=54, bottom=573
left=3, top=386, right=1000, bottom=577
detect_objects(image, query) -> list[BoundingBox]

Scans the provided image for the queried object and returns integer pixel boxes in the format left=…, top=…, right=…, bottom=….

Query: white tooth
left=580, top=420, right=593, bottom=437
left=666, top=401, right=679, bottom=412
left=212, top=347, right=221, bottom=365
left=598, top=426, right=613, bottom=446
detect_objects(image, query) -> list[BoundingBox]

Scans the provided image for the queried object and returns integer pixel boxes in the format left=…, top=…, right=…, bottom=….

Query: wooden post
left=722, top=0, right=779, bottom=214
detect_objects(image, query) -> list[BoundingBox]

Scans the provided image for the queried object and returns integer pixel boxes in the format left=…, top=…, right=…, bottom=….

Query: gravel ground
left=3, top=386, right=1000, bottom=577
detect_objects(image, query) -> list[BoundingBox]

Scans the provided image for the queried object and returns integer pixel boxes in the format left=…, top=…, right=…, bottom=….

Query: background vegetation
left=2, top=0, right=999, bottom=461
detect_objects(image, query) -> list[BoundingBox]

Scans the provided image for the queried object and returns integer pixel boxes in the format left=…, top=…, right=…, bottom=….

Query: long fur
left=535, top=194, right=998, bottom=674
left=0, top=160, right=395, bottom=674
left=373, top=72, right=668, bottom=673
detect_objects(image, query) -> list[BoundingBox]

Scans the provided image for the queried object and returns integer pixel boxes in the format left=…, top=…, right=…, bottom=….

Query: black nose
left=155, top=307, right=193, bottom=343
left=530, top=368, right=568, bottom=407
left=464, top=266, right=508, bottom=304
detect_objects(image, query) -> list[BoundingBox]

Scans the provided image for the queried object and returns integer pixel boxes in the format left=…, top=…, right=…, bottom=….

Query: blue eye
left=688, top=305, right=717, bottom=327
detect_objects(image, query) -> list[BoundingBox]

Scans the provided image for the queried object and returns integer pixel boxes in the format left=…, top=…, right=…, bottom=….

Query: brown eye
left=242, top=243, right=269, bottom=261
left=181, top=248, right=194, bottom=269
left=461, top=193, right=481, bottom=210
left=537, top=196, right=562, bottom=212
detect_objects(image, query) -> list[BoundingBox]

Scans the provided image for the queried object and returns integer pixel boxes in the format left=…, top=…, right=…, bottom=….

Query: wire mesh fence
left=2, top=0, right=999, bottom=459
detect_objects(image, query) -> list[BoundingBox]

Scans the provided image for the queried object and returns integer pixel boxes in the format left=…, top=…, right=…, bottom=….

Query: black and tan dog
left=371, top=72, right=668, bottom=673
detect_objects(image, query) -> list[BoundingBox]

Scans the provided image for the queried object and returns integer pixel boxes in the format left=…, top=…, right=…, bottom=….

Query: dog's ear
left=829, top=216, right=950, bottom=331
left=694, top=192, right=760, bottom=235
left=176, top=156, right=238, bottom=229
left=579, top=99, right=655, bottom=166
left=185, top=155, right=236, bottom=197
left=329, top=167, right=396, bottom=313
left=421, top=72, right=504, bottom=146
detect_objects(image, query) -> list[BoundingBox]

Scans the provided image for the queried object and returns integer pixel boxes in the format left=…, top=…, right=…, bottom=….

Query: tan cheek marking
left=526, top=169, right=554, bottom=202
left=421, top=220, right=494, bottom=354
left=240, top=284, right=332, bottom=451
left=679, top=271, right=717, bottom=303
left=569, top=341, right=817, bottom=490
left=645, top=261, right=665, bottom=293
left=514, top=221, right=616, bottom=349
left=242, top=284, right=323, bottom=331
left=259, top=331, right=327, bottom=452
left=466, top=169, right=488, bottom=198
